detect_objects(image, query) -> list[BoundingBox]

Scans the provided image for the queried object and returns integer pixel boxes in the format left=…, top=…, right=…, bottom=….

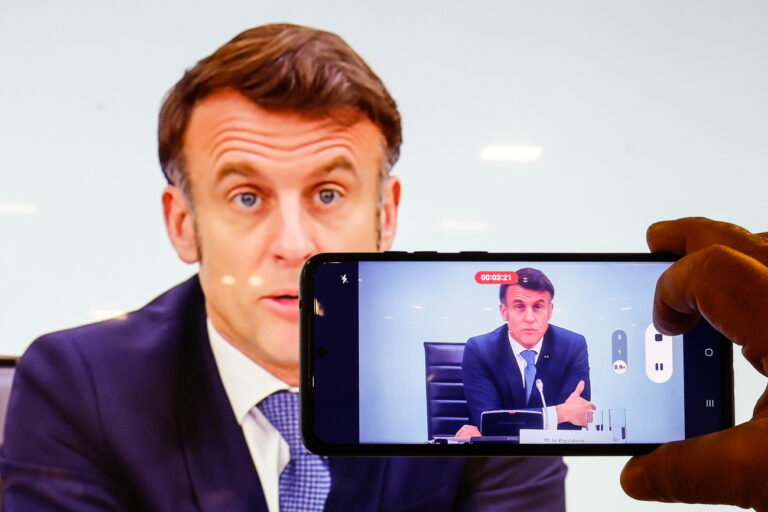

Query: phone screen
left=301, top=253, right=733, bottom=456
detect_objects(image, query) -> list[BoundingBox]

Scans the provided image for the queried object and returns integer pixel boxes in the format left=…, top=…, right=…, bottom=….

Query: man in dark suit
left=0, top=24, right=567, bottom=511
left=462, top=268, right=594, bottom=432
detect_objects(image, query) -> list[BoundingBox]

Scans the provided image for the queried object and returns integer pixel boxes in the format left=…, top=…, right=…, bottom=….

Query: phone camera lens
left=318, top=346, right=328, bottom=357
left=655, top=334, right=663, bottom=342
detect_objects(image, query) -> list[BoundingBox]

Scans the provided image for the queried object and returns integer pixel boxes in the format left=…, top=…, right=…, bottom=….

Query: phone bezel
left=300, top=252, right=734, bottom=456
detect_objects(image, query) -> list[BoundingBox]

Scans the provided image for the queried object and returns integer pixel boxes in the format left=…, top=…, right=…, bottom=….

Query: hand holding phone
left=622, top=218, right=768, bottom=510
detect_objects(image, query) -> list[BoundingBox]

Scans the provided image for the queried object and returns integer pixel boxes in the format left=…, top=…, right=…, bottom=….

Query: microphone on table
left=536, top=379, right=548, bottom=430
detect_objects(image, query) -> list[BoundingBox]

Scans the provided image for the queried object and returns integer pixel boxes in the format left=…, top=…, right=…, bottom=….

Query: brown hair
left=158, top=23, right=402, bottom=197
left=500, top=268, right=555, bottom=304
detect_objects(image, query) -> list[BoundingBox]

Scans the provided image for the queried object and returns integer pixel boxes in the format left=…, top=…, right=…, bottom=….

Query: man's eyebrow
left=214, top=157, right=356, bottom=183
left=314, top=156, right=356, bottom=176
left=215, top=162, right=261, bottom=182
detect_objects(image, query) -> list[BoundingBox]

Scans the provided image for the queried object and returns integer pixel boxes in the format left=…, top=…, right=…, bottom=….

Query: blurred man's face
left=163, top=89, right=399, bottom=385
left=500, top=285, right=553, bottom=349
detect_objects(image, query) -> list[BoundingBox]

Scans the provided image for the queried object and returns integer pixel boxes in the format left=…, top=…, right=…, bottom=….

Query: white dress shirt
left=507, top=333, right=558, bottom=429
left=208, top=319, right=297, bottom=512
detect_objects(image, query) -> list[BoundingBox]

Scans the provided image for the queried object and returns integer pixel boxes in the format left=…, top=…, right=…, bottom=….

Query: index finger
left=654, top=244, right=768, bottom=375
left=647, top=217, right=768, bottom=264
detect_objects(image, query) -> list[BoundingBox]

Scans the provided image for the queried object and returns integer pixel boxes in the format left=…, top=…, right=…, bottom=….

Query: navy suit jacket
left=462, top=324, right=591, bottom=430
left=1, top=277, right=567, bottom=511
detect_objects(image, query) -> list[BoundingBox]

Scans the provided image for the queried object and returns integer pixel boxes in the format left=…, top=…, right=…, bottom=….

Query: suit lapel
left=493, top=327, right=527, bottom=409
left=325, top=457, right=387, bottom=509
left=175, top=280, right=268, bottom=512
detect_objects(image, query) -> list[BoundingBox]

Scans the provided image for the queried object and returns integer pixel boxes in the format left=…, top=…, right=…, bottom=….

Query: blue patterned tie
left=257, top=391, right=331, bottom=512
left=521, top=350, right=537, bottom=404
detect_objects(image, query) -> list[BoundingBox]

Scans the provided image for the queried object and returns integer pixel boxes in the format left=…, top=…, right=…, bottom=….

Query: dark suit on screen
left=462, top=323, right=591, bottom=430
left=0, top=277, right=567, bottom=511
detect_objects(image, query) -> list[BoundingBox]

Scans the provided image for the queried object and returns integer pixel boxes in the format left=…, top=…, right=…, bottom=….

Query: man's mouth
left=271, top=294, right=298, bottom=302
left=262, top=292, right=300, bottom=318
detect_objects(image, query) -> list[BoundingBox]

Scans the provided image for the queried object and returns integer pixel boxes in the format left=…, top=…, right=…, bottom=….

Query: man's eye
left=317, top=189, right=340, bottom=205
left=234, top=192, right=260, bottom=209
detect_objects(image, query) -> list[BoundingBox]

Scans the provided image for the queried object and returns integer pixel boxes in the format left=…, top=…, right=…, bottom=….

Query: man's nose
left=523, top=308, right=536, bottom=322
left=269, top=199, right=317, bottom=266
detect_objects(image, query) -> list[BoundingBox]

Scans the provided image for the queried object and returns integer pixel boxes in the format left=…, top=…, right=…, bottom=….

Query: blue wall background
left=359, top=260, right=684, bottom=443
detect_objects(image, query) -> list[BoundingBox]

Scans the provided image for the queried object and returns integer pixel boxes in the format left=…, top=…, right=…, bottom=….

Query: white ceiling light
left=0, top=202, right=39, bottom=215
left=90, top=309, right=128, bottom=321
left=440, top=219, right=489, bottom=232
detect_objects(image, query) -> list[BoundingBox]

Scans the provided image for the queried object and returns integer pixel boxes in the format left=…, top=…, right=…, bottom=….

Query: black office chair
left=423, top=342, right=470, bottom=439
left=0, top=356, right=17, bottom=512
left=0, top=357, right=16, bottom=447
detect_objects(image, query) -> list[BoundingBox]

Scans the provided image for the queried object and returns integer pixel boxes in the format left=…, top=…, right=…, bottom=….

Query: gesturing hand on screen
left=455, top=425, right=482, bottom=438
left=555, top=380, right=595, bottom=427
left=621, top=217, right=768, bottom=511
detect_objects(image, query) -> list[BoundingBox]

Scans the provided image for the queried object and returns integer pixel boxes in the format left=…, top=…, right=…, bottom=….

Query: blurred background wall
left=2, top=1, right=766, bottom=510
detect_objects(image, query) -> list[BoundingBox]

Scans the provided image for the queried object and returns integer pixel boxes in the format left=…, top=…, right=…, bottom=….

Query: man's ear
left=500, top=303, right=508, bottom=321
left=378, top=175, right=401, bottom=251
left=162, top=185, right=199, bottom=264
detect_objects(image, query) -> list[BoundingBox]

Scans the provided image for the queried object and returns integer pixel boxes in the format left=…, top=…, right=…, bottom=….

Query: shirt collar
left=207, top=318, right=297, bottom=425
left=508, top=331, right=544, bottom=358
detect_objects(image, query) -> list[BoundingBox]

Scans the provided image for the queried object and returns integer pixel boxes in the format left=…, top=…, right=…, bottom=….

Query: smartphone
left=300, top=252, right=734, bottom=456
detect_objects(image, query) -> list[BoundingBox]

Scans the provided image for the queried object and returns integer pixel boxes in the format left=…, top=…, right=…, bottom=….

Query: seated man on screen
left=462, top=268, right=594, bottom=434
left=0, top=24, right=566, bottom=511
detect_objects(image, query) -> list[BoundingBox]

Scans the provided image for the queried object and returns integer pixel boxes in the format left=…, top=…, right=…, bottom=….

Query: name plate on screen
left=519, top=429, right=614, bottom=444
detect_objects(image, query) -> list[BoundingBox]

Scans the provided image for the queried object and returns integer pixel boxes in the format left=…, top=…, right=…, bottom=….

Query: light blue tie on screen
left=521, top=350, right=537, bottom=404
left=257, top=391, right=331, bottom=512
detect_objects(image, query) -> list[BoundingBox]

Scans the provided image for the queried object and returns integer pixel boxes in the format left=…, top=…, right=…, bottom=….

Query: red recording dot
left=474, top=271, right=519, bottom=285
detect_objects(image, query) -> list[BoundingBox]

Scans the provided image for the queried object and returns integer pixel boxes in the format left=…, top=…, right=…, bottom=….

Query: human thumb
left=621, top=419, right=768, bottom=511
left=569, top=380, right=585, bottom=399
